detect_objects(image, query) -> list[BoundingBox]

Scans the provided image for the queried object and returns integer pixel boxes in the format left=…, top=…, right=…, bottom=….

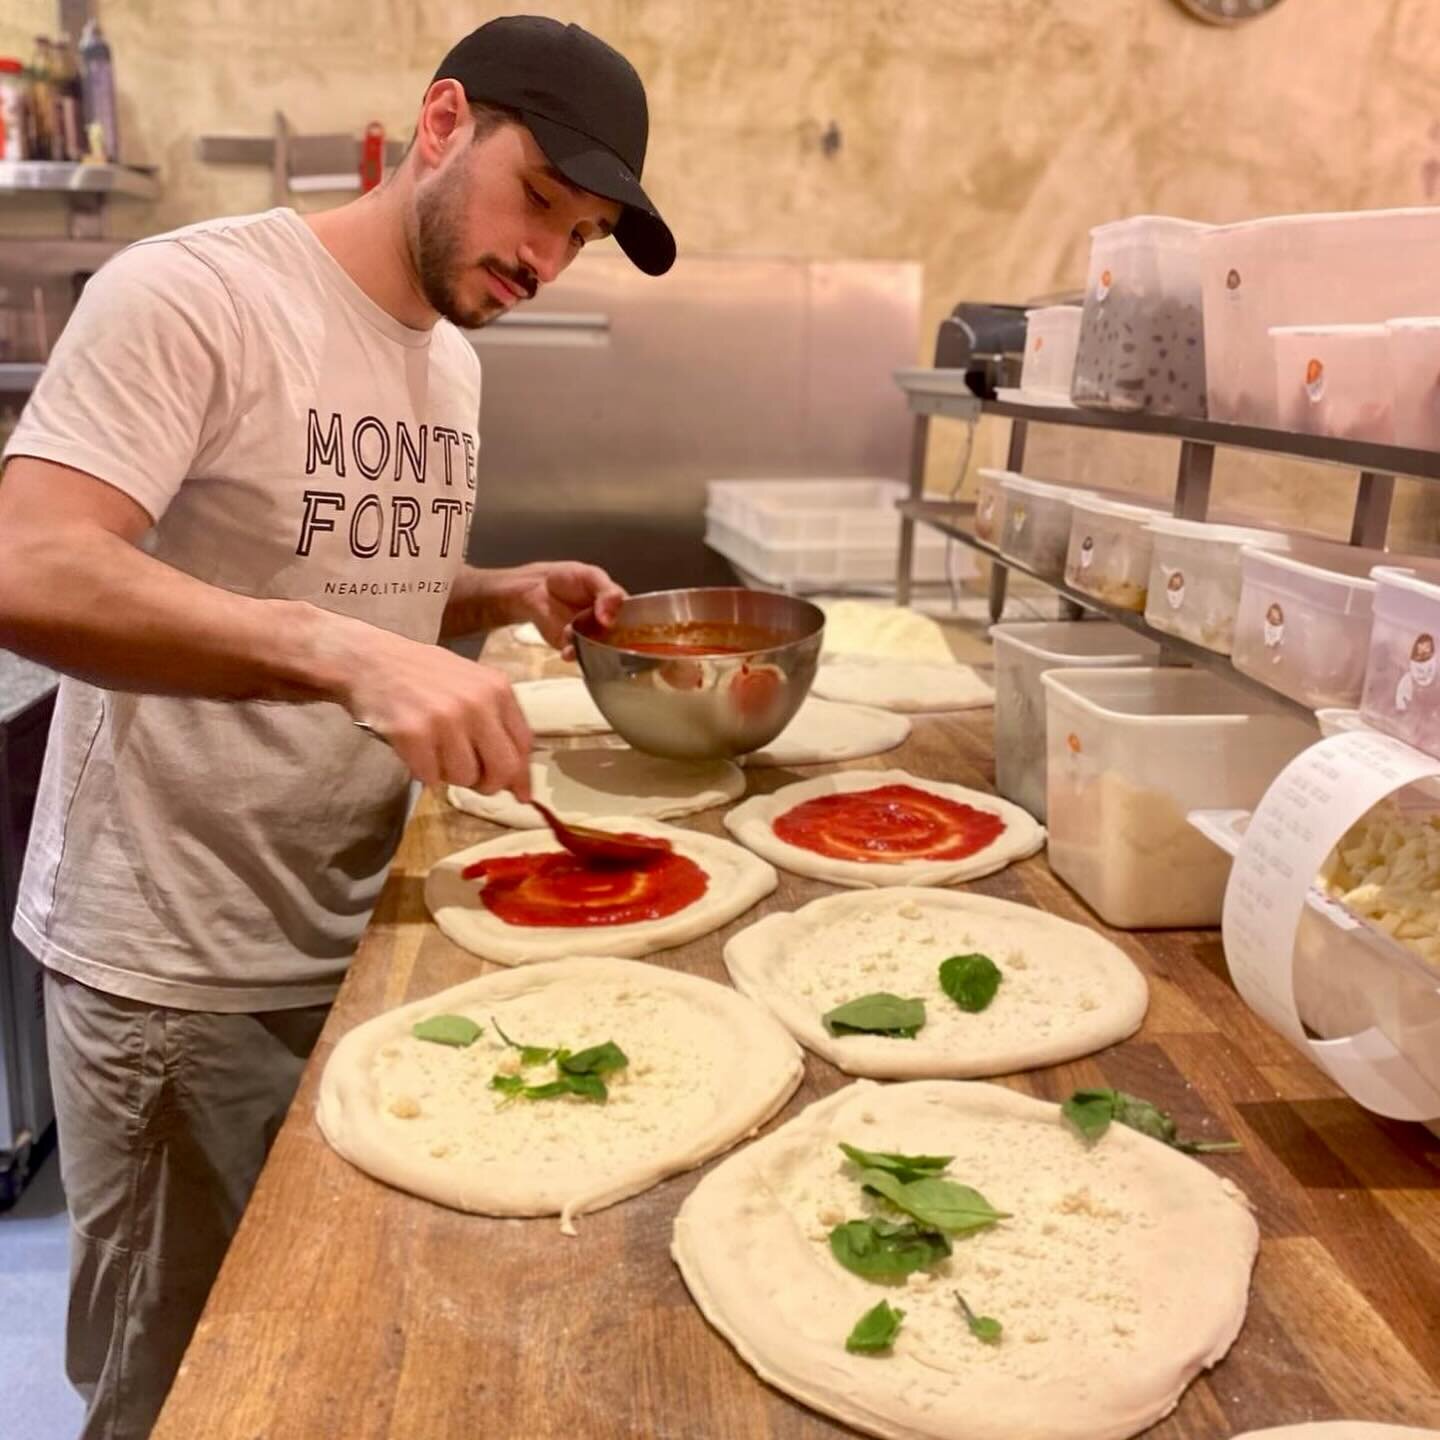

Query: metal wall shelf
left=897, top=496, right=1316, bottom=722
left=0, top=161, right=159, bottom=200
left=0, top=365, right=44, bottom=394
left=893, top=367, right=1425, bottom=719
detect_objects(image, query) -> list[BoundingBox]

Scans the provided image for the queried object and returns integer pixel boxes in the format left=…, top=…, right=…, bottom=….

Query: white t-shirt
left=3, top=208, right=482, bottom=1012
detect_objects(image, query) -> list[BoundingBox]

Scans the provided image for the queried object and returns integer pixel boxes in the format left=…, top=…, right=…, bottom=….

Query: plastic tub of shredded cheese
left=1041, top=667, right=1317, bottom=928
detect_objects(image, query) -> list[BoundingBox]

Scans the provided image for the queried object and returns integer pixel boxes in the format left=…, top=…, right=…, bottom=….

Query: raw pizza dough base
left=724, top=768, right=1045, bottom=887
left=512, top=621, right=550, bottom=647
left=450, top=747, right=746, bottom=829
left=812, top=656, right=994, bottom=714
left=317, top=956, right=803, bottom=1233
left=673, top=1079, right=1258, bottom=1440
left=514, top=677, right=612, bottom=737
left=724, top=887, right=1147, bottom=1077
left=426, top=817, right=777, bottom=965
left=743, top=698, right=912, bottom=768
left=818, top=600, right=958, bottom=666
left=1234, top=1430, right=1440, bottom=1439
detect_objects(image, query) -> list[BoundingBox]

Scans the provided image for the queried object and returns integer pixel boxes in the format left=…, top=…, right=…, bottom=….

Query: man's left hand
left=514, top=561, right=626, bottom=659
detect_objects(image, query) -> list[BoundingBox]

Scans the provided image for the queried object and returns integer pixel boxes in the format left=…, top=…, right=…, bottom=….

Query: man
left=0, top=16, right=674, bottom=1438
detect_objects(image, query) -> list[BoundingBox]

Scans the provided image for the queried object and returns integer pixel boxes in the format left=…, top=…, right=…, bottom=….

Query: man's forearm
left=0, top=522, right=363, bottom=703
left=439, top=563, right=547, bottom=639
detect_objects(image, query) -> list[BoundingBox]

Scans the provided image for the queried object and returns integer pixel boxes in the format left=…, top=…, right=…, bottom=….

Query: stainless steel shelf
left=894, top=368, right=1440, bottom=482
left=897, top=498, right=1319, bottom=723
left=0, top=161, right=160, bottom=200
left=0, top=364, right=43, bottom=394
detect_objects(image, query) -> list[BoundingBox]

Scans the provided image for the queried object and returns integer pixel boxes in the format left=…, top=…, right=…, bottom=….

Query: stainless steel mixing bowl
left=572, top=588, right=825, bottom=761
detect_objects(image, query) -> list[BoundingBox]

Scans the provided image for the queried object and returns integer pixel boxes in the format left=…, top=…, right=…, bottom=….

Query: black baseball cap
left=433, top=15, right=675, bottom=276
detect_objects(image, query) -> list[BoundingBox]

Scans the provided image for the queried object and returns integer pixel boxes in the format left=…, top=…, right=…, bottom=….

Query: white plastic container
left=990, top=622, right=1159, bottom=822
left=973, top=467, right=1009, bottom=545
left=1360, top=566, right=1440, bottom=757
left=1270, top=324, right=1394, bottom=443
left=1070, top=216, right=1212, bottom=417
left=1144, top=517, right=1290, bottom=654
left=1019, top=305, right=1083, bottom=401
left=1189, top=806, right=1440, bottom=1106
left=1041, top=668, right=1317, bottom=928
left=1232, top=542, right=1385, bottom=708
left=1386, top=316, right=1440, bottom=450
left=703, top=478, right=955, bottom=592
left=1200, top=207, right=1440, bottom=426
left=1064, top=494, right=1161, bottom=612
left=997, top=474, right=1095, bottom=581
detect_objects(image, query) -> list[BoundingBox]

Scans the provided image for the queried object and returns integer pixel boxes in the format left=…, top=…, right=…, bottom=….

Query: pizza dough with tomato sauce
left=724, top=769, right=1044, bottom=887
left=426, top=818, right=778, bottom=965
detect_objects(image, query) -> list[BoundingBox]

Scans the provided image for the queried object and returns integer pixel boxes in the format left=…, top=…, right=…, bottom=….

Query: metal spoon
left=530, top=800, right=673, bottom=867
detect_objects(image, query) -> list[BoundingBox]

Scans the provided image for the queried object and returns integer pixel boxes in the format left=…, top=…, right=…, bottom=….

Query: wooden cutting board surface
left=153, top=635, right=1440, bottom=1440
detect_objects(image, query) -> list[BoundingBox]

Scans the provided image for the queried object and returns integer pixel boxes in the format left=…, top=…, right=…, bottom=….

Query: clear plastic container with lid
left=1200, top=208, right=1440, bottom=427
left=1019, top=305, right=1083, bottom=402
left=973, top=467, right=1009, bottom=545
left=1270, top=323, right=1394, bottom=442
left=1386, top=316, right=1440, bottom=450
left=1070, top=216, right=1212, bottom=417
left=1064, top=494, right=1161, bottom=612
left=1144, top=516, right=1290, bottom=654
left=1041, top=667, right=1316, bottom=928
left=997, top=474, right=1095, bottom=580
left=990, top=622, right=1158, bottom=821
left=1232, top=541, right=1390, bottom=709
left=1360, top=566, right=1440, bottom=757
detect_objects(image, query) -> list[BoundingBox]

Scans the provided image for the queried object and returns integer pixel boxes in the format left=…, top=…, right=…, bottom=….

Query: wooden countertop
left=153, top=635, right=1440, bottom=1439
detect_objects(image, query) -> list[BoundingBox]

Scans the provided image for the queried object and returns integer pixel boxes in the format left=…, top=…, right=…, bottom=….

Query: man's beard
left=413, top=166, right=536, bottom=329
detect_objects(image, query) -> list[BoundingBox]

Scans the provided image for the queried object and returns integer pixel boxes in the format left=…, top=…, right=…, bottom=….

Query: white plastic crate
left=704, top=478, right=957, bottom=592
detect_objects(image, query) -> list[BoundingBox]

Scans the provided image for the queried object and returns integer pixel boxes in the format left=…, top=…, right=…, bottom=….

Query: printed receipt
left=1223, top=728, right=1440, bottom=1122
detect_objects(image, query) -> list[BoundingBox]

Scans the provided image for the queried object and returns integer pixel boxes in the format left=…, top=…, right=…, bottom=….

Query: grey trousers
left=43, top=969, right=329, bottom=1440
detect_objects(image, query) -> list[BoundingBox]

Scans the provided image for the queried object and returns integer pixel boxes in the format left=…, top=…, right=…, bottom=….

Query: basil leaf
left=955, top=1291, right=1003, bottom=1345
left=490, top=1015, right=562, bottom=1067
left=1062, top=1088, right=1242, bottom=1154
left=845, top=1299, right=905, bottom=1354
left=524, top=1073, right=608, bottom=1102
left=823, top=993, right=926, bottom=1039
left=860, top=1168, right=1009, bottom=1235
left=938, top=953, right=1003, bottom=1013
left=828, top=1219, right=951, bottom=1281
left=490, top=1072, right=607, bottom=1102
left=1061, top=1089, right=1117, bottom=1143
left=411, top=1014, right=483, bottom=1048
left=838, top=1142, right=953, bottom=1184
left=560, top=1041, right=629, bottom=1077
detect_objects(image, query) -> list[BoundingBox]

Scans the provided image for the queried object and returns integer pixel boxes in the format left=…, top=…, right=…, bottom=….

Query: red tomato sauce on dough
left=772, top=784, right=1006, bottom=863
left=461, top=846, right=709, bottom=926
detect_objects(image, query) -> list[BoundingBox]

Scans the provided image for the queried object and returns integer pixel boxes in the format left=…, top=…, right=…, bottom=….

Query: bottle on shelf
left=0, top=58, right=27, bottom=161
left=26, top=37, right=56, bottom=161
left=78, top=18, right=118, bottom=164
left=52, top=32, right=84, bottom=162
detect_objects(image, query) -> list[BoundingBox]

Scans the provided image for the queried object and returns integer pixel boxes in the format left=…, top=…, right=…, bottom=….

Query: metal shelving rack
left=891, top=368, right=1432, bottom=718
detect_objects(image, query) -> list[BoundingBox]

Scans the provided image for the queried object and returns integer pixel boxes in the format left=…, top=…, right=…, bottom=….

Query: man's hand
left=507, top=561, right=627, bottom=659
left=334, top=623, right=533, bottom=797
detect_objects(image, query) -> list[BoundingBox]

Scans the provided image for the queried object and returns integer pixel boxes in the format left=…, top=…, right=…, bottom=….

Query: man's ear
left=413, top=79, right=469, bottom=171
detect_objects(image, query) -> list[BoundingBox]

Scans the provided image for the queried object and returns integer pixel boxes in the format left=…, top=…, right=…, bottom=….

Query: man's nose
left=517, top=232, right=566, bottom=287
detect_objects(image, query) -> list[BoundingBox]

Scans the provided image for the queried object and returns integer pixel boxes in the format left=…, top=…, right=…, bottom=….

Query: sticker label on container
left=1395, top=632, right=1437, bottom=712
left=1165, top=570, right=1186, bottom=610
left=1263, top=601, right=1285, bottom=650
left=1305, top=357, right=1326, bottom=404
left=1223, top=729, right=1440, bottom=1121
left=1079, top=535, right=1095, bottom=571
left=1096, top=268, right=1113, bottom=302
